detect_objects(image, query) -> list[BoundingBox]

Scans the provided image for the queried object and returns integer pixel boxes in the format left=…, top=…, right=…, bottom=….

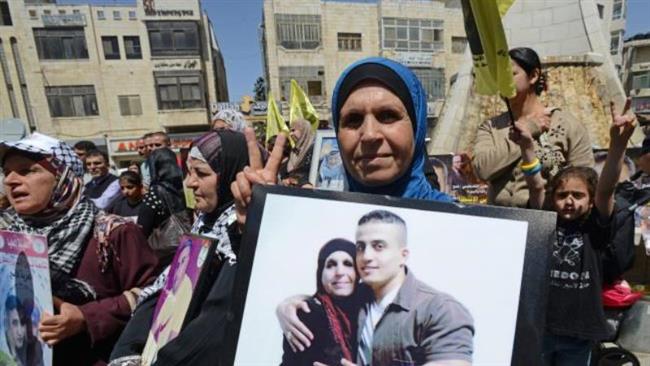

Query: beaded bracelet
left=522, top=163, right=542, bottom=176
left=520, top=158, right=540, bottom=171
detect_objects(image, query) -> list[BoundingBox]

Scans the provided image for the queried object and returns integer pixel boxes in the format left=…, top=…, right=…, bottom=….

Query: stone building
left=0, top=0, right=228, bottom=166
left=260, top=0, right=468, bottom=125
left=622, top=32, right=650, bottom=116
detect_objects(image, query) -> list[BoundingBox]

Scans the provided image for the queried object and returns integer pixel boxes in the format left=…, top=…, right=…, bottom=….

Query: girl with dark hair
left=472, top=47, right=595, bottom=208
left=106, top=171, right=145, bottom=220
left=510, top=97, right=636, bottom=364
left=137, top=148, right=186, bottom=238
left=281, top=239, right=366, bottom=366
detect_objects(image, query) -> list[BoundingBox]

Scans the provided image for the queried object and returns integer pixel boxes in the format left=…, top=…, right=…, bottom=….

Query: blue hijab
left=331, top=57, right=453, bottom=202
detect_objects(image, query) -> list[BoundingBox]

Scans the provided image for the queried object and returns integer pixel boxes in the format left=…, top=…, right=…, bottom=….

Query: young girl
left=510, top=100, right=636, bottom=365
left=106, top=171, right=145, bottom=221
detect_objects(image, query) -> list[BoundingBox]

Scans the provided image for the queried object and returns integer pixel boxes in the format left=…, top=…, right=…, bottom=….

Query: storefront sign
left=153, top=59, right=199, bottom=70
left=216, top=103, right=241, bottom=112
left=250, top=102, right=268, bottom=116
left=42, top=14, right=86, bottom=27
left=142, top=0, right=198, bottom=18
left=391, top=52, right=433, bottom=68
left=109, top=134, right=201, bottom=155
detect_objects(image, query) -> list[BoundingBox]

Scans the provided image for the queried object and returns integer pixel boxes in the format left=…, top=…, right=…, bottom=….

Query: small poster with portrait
left=429, top=154, right=489, bottom=205
left=141, top=234, right=216, bottom=366
left=309, top=130, right=348, bottom=191
left=223, top=186, right=556, bottom=366
left=0, top=230, right=53, bottom=366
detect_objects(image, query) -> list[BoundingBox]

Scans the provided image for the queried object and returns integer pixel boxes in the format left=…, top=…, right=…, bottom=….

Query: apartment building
left=622, top=32, right=650, bottom=116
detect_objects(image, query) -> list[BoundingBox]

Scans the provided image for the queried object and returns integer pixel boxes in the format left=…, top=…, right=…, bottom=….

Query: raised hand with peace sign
left=231, top=128, right=287, bottom=227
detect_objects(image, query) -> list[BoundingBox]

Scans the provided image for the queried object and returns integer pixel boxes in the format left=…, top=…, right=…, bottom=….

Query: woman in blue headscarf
left=231, top=58, right=453, bottom=227
left=330, top=57, right=452, bottom=201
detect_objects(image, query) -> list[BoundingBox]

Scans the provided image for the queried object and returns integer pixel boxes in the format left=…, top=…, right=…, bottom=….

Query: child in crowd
left=510, top=100, right=636, bottom=365
left=106, top=171, right=145, bottom=221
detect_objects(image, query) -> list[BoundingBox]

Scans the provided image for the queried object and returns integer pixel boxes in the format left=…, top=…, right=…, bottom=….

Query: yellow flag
left=265, top=92, right=294, bottom=147
left=497, top=0, right=514, bottom=17
left=461, top=0, right=515, bottom=98
left=289, top=80, right=320, bottom=131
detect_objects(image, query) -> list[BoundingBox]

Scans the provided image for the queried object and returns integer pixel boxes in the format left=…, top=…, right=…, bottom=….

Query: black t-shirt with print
left=106, top=195, right=143, bottom=219
left=546, top=209, right=613, bottom=341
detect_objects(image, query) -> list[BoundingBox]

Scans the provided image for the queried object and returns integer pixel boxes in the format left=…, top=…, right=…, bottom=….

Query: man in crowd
left=354, top=210, right=474, bottom=366
left=84, top=150, right=121, bottom=210
left=73, top=140, right=98, bottom=184
left=141, top=132, right=171, bottom=187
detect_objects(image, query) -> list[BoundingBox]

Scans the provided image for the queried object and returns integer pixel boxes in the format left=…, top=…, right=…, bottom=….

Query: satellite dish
left=0, top=118, right=28, bottom=141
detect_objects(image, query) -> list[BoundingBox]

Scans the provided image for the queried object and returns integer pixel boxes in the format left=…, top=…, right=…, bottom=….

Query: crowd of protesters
left=0, top=47, right=646, bottom=366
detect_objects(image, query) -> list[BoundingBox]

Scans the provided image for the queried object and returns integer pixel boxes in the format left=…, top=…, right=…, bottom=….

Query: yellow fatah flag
left=461, top=0, right=515, bottom=98
left=497, top=0, right=514, bottom=17
left=289, top=80, right=320, bottom=131
left=265, top=93, right=294, bottom=147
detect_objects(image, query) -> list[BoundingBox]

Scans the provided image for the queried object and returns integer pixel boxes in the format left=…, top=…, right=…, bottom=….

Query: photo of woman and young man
left=233, top=194, right=537, bottom=366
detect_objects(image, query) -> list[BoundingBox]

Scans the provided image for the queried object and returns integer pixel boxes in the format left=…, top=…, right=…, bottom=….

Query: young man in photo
left=353, top=210, right=474, bottom=366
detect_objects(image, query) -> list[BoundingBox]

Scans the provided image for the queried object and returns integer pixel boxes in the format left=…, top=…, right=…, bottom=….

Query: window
left=632, top=72, right=650, bottom=90
left=279, top=66, right=325, bottom=101
left=118, top=95, right=142, bottom=115
left=597, top=4, right=604, bottom=19
left=102, top=36, right=120, bottom=59
left=43, top=9, right=51, bottom=15
left=34, top=28, right=89, bottom=60
left=124, top=36, right=142, bottom=59
left=128, top=10, right=136, bottom=20
left=147, top=21, right=200, bottom=56
left=411, top=67, right=445, bottom=100
left=275, top=14, right=321, bottom=50
left=73, top=9, right=80, bottom=14
left=451, top=36, right=467, bottom=54
left=612, top=0, right=623, bottom=20
left=155, top=72, right=204, bottom=110
left=97, top=10, right=105, bottom=20
left=382, top=17, right=444, bottom=52
left=113, top=10, right=120, bottom=20
left=0, top=2, right=12, bottom=26
left=28, top=9, right=37, bottom=19
left=46, top=85, right=98, bottom=117
left=610, top=31, right=621, bottom=55
left=58, top=9, right=66, bottom=15
left=338, top=33, right=361, bottom=51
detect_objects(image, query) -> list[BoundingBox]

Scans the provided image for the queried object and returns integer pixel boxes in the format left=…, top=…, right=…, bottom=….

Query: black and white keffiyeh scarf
left=135, top=205, right=237, bottom=307
left=0, top=199, right=98, bottom=303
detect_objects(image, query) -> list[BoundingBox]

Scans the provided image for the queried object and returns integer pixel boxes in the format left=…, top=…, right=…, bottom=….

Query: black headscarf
left=190, top=130, right=251, bottom=222
left=315, top=239, right=357, bottom=295
left=148, top=148, right=185, bottom=213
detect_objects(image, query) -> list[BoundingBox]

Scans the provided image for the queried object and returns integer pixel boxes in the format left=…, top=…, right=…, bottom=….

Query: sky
left=59, top=0, right=650, bottom=102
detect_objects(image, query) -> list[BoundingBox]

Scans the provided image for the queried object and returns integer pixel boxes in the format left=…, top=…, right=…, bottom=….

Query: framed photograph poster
left=224, top=186, right=556, bottom=366
left=308, top=130, right=347, bottom=191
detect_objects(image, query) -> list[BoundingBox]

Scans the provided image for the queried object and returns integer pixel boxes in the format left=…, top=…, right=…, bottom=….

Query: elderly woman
left=281, top=239, right=366, bottom=366
left=109, top=130, right=251, bottom=366
left=472, top=47, right=594, bottom=207
left=0, top=133, right=158, bottom=366
left=231, top=57, right=453, bottom=225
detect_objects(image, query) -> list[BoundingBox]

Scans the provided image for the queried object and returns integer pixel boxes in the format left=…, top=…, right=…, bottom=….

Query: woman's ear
left=529, top=68, right=540, bottom=87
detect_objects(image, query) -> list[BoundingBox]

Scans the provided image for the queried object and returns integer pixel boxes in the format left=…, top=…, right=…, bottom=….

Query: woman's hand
left=39, top=302, right=87, bottom=346
left=509, top=119, right=535, bottom=149
left=609, top=99, right=636, bottom=149
left=276, top=295, right=313, bottom=352
left=231, top=128, right=286, bottom=227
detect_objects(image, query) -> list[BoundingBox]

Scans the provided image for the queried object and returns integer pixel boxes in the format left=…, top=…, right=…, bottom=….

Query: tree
left=254, top=77, right=266, bottom=101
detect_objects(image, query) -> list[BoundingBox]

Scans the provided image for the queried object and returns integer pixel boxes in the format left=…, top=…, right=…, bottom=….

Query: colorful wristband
left=522, top=163, right=542, bottom=176
left=520, top=158, right=540, bottom=171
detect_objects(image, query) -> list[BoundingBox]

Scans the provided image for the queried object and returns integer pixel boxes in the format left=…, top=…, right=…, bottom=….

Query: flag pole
left=504, top=97, right=516, bottom=126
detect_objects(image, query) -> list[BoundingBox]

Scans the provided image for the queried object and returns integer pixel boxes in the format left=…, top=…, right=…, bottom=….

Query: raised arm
left=509, top=120, right=545, bottom=209
left=472, top=120, right=521, bottom=182
left=595, top=100, right=637, bottom=219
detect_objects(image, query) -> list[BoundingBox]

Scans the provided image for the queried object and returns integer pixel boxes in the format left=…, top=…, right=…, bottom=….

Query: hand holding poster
left=0, top=230, right=53, bottom=366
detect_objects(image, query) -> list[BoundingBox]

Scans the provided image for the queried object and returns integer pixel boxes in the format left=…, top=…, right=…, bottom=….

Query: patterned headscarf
left=0, top=133, right=101, bottom=303
left=287, top=119, right=315, bottom=172
left=212, top=110, right=249, bottom=133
